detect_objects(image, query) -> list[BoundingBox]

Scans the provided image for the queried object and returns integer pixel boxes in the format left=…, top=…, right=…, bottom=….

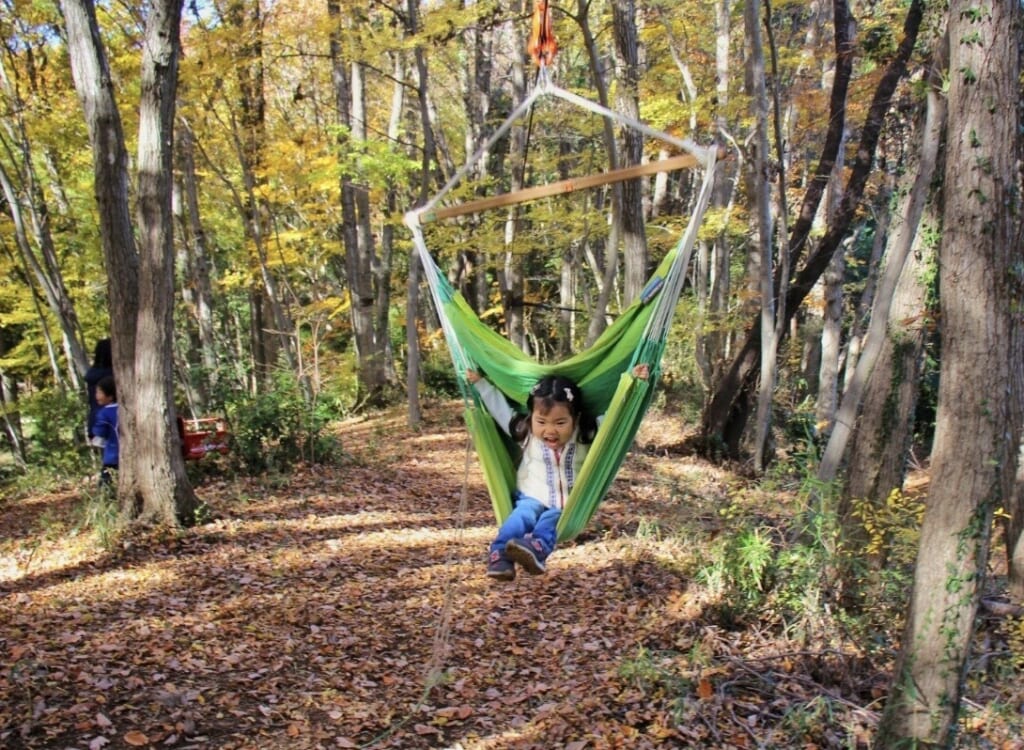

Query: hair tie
left=564, top=387, right=573, bottom=402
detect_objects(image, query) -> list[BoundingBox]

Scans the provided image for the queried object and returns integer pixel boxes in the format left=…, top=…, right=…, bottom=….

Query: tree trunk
left=329, top=3, right=381, bottom=401
left=576, top=0, right=621, bottom=345
left=1009, top=444, right=1024, bottom=599
left=133, top=0, right=195, bottom=523
left=0, top=357, right=26, bottom=468
left=404, top=0, right=443, bottom=427
left=837, top=220, right=937, bottom=565
left=224, top=0, right=296, bottom=385
left=823, top=69, right=947, bottom=490
left=498, top=29, right=527, bottom=353
left=377, top=54, right=404, bottom=386
left=876, top=2, right=1022, bottom=744
left=1000, top=35, right=1024, bottom=606
left=60, top=0, right=139, bottom=476
left=814, top=106, right=849, bottom=437
left=815, top=251, right=844, bottom=434
left=843, top=186, right=892, bottom=387
left=611, top=0, right=647, bottom=303
left=696, top=0, right=734, bottom=393
left=175, top=120, right=219, bottom=403
left=745, top=0, right=776, bottom=471
left=458, top=0, right=495, bottom=318
left=348, top=60, right=390, bottom=402
left=0, top=48, right=91, bottom=384
left=0, top=163, right=89, bottom=384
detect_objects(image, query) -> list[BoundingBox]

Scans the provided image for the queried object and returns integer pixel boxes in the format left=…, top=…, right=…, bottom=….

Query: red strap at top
left=527, top=0, right=557, bottom=67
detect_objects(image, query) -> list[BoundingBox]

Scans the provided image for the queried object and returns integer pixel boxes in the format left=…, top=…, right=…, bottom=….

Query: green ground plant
left=19, top=388, right=94, bottom=480
left=224, top=371, right=344, bottom=474
left=616, top=646, right=692, bottom=724
left=73, top=484, right=121, bottom=550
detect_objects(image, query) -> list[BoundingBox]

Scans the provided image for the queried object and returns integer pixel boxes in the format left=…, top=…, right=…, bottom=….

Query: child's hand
left=466, top=369, right=481, bottom=384
left=633, top=364, right=650, bottom=381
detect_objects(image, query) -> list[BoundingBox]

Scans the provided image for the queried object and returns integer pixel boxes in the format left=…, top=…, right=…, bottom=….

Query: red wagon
left=178, top=417, right=230, bottom=461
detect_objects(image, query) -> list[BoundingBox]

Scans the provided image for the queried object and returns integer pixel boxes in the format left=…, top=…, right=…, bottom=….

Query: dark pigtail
left=510, top=413, right=530, bottom=442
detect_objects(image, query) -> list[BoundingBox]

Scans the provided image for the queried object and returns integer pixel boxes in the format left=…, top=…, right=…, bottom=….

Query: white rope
left=406, top=84, right=547, bottom=224
left=404, top=62, right=724, bottom=390
left=404, top=71, right=713, bottom=232
left=541, top=79, right=711, bottom=163
left=640, top=146, right=720, bottom=345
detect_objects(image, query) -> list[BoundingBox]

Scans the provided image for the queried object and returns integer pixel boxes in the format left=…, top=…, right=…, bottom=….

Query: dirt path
left=2, top=403, right=1020, bottom=749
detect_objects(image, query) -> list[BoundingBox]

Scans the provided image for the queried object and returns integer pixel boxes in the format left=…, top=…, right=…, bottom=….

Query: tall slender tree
left=745, top=0, right=776, bottom=471
left=0, top=49, right=90, bottom=385
left=328, top=0, right=392, bottom=403
left=611, top=0, right=647, bottom=303
left=821, top=42, right=947, bottom=489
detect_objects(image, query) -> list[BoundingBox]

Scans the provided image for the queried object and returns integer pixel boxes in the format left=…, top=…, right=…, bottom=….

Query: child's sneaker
left=486, top=550, right=515, bottom=581
left=505, top=537, right=547, bottom=575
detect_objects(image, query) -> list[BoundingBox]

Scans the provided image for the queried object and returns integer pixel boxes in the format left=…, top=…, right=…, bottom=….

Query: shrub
left=224, top=372, right=343, bottom=474
left=19, top=387, right=92, bottom=478
left=420, top=349, right=462, bottom=399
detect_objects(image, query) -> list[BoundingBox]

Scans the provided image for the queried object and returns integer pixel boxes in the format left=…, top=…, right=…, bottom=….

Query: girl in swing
left=467, top=364, right=649, bottom=581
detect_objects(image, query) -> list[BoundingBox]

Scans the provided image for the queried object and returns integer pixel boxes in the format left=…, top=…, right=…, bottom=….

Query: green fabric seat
left=431, top=251, right=674, bottom=541
left=411, top=191, right=713, bottom=541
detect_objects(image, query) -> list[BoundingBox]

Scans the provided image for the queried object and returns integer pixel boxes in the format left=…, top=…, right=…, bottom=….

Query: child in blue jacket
left=92, top=375, right=119, bottom=486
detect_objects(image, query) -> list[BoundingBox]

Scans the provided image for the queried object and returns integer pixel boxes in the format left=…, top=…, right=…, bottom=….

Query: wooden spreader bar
left=419, top=152, right=700, bottom=224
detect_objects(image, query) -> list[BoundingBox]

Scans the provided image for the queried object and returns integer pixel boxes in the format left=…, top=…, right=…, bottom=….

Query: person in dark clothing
left=85, top=338, right=112, bottom=442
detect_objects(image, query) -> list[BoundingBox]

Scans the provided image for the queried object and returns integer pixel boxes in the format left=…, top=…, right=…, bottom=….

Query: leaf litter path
left=1, top=402, right=1016, bottom=750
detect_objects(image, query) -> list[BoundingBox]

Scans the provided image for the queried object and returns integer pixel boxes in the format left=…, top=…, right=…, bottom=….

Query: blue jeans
left=490, top=493, right=560, bottom=558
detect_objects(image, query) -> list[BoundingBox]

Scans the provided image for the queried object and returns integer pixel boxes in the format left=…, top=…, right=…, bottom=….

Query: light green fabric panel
left=464, top=405, right=517, bottom=524
left=556, top=371, right=653, bottom=541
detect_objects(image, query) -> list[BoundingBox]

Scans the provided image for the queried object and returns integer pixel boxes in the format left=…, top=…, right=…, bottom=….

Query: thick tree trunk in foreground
left=876, top=2, right=1022, bottom=744
left=61, top=0, right=196, bottom=524
left=133, top=0, right=196, bottom=523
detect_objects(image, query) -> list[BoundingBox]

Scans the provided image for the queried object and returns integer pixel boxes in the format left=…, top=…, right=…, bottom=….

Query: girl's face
left=96, top=388, right=113, bottom=406
left=530, top=402, right=576, bottom=450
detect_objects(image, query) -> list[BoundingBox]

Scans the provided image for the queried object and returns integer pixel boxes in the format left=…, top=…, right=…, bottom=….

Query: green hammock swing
left=405, top=71, right=719, bottom=543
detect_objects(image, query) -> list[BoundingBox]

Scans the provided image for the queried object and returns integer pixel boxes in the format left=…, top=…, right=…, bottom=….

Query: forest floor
left=2, top=401, right=1024, bottom=750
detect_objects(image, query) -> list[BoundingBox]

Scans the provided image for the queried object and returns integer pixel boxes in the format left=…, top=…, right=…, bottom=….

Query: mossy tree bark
left=876, top=1, right=1023, bottom=744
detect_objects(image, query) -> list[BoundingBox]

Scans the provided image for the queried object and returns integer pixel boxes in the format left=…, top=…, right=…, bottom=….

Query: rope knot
left=527, top=0, right=558, bottom=67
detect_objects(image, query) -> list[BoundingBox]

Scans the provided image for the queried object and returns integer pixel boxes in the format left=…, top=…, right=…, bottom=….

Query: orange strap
left=527, top=0, right=557, bottom=67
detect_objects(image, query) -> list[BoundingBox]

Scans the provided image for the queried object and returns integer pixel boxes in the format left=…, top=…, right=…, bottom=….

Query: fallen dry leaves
left=1, top=403, right=1022, bottom=749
